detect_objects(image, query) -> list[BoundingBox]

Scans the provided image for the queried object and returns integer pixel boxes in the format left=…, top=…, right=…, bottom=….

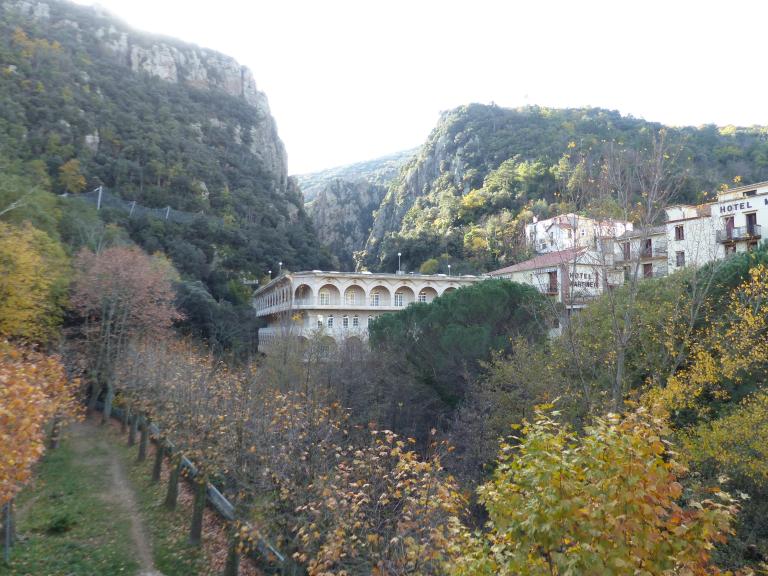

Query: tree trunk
left=101, top=385, right=114, bottom=425
left=152, top=440, right=164, bottom=482
left=48, top=414, right=62, bottom=449
left=165, top=456, right=182, bottom=510
left=87, top=382, right=100, bottom=412
left=223, top=526, right=240, bottom=576
left=2, top=500, right=13, bottom=565
left=613, top=347, right=626, bottom=413
left=189, top=479, right=206, bottom=546
left=120, top=406, right=127, bottom=434
left=128, top=411, right=138, bottom=447
left=138, top=415, right=148, bottom=462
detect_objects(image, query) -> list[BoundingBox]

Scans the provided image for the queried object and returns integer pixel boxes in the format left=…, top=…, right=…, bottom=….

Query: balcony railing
left=615, top=244, right=668, bottom=263
left=717, top=225, right=762, bottom=243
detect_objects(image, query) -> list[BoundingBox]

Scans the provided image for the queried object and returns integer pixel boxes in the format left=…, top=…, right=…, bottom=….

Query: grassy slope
left=1, top=436, right=138, bottom=575
left=1, top=421, right=212, bottom=576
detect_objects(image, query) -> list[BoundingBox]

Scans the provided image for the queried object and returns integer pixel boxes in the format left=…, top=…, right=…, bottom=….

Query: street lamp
left=278, top=261, right=283, bottom=275
left=447, top=264, right=451, bottom=277
left=397, top=252, right=402, bottom=273
left=268, top=269, right=272, bottom=279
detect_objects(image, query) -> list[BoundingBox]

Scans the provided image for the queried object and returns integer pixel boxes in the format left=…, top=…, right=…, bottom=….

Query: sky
left=73, top=0, right=768, bottom=174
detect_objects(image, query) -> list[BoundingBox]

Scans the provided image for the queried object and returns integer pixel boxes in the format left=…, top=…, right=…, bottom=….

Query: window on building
left=394, top=292, right=404, bottom=307
left=342, top=315, right=349, bottom=328
left=622, top=242, right=630, bottom=260
left=676, top=251, right=685, bottom=267
left=547, top=271, right=558, bottom=293
left=319, top=290, right=330, bottom=305
left=747, top=212, right=758, bottom=236
left=371, top=291, right=380, bottom=307
left=327, top=315, right=334, bottom=328
left=726, top=244, right=737, bottom=255
left=642, top=238, right=652, bottom=258
left=725, top=216, right=735, bottom=240
left=749, top=241, right=758, bottom=252
left=352, top=315, right=359, bottom=327
left=643, top=263, right=653, bottom=278
left=345, top=292, right=356, bottom=305
left=675, top=225, right=684, bottom=241
left=317, top=318, right=323, bottom=328
left=367, top=316, right=374, bottom=327
left=418, top=291, right=427, bottom=303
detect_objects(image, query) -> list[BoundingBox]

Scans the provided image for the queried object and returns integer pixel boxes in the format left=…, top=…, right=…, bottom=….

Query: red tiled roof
left=488, top=247, right=584, bottom=275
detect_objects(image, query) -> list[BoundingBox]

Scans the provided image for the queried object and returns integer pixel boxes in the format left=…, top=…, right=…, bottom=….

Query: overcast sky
left=74, top=0, right=767, bottom=174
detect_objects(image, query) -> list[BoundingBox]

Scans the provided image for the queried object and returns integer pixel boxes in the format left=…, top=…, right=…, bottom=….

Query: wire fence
left=65, top=187, right=220, bottom=225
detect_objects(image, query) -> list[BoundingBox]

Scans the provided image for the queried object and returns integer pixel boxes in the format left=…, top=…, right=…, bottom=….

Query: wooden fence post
left=137, top=415, right=148, bottom=462
left=189, top=479, right=206, bottom=546
left=128, top=410, right=138, bottom=446
left=152, top=440, right=164, bottom=482
left=165, top=456, right=182, bottom=510
left=223, top=525, right=240, bottom=576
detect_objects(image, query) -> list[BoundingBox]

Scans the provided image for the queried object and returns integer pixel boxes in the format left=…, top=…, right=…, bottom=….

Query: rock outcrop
left=307, top=179, right=387, bottom=270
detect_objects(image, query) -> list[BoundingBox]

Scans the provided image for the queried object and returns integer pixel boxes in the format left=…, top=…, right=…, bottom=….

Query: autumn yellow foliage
left=0, top=340, right=80, bottom=505
left=647, top=264, right=768, bottom=416
left=0, top=221, right=69, bottom=342
left=452, top=408, right=737, bottom=576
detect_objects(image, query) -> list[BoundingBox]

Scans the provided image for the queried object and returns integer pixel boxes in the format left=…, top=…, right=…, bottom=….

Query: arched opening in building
left=344, top=284, right=366, bottom=306
left=294, top=284, right=313, bottom=305
left=393, top=286, right=415, bottom=307
left=369, top=285, right=391, bottom=307
left=418, top=287, right=439, bottom=303
left=318, top=283, right=341, bottom=305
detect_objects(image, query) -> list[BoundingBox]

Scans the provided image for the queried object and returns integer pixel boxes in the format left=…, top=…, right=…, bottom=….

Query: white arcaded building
left=253, top=270, right=481, bottom=351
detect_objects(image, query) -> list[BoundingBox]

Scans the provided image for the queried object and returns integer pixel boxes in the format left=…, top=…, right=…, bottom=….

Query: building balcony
left=717, top=225, right=762, bottom=243
left=614, top=244, right=668, bottom=263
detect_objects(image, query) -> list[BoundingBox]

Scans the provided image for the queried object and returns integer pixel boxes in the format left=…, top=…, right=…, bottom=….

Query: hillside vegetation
left=0, top=0, right=331, bottom=352
left=346, top=104, right=768, bottom=272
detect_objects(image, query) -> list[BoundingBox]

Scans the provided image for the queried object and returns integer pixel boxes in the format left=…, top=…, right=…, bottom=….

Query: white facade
left=253, top=271, right=481, bottom=351
left=665, top=204, right=719, bottom=274
left=615, top=226, right=669, bottom=279
left=526, top=213, right=633, bottom=254
left=488, top=247, right=623, bottom=311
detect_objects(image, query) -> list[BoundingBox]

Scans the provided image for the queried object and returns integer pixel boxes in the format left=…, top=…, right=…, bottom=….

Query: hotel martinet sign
left=719, top=198, right=768, bottom=214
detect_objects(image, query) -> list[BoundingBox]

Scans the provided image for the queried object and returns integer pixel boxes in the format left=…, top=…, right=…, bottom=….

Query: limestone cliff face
left=4, top=0, right=290, bottom=200
left=307, top=179, right=387, bottom=270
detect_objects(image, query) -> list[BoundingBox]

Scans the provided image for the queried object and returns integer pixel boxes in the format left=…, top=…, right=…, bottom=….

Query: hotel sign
left=719, top=198, right=768, bottom=214
left=569, top=271, right=597, bottom=289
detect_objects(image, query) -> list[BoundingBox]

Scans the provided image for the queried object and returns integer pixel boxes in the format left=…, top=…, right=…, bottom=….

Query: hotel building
left=253, top=270, right=481, bottom=351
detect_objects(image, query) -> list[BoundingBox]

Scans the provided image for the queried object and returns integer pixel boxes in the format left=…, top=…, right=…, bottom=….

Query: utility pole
left=96, top=185, right=103, bottom=210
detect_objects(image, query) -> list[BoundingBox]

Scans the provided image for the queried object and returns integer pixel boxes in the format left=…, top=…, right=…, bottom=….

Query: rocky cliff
left=296, top=150, right=413, bottom=268
left=0, top=0, right=330, bottom=287
left=306, top=178, right=387, bottom=270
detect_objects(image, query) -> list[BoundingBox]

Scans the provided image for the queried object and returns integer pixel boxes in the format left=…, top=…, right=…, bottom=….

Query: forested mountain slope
left=0, top=0, right=330, bottom=292
left=356, top=104, right=768, bottom=273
